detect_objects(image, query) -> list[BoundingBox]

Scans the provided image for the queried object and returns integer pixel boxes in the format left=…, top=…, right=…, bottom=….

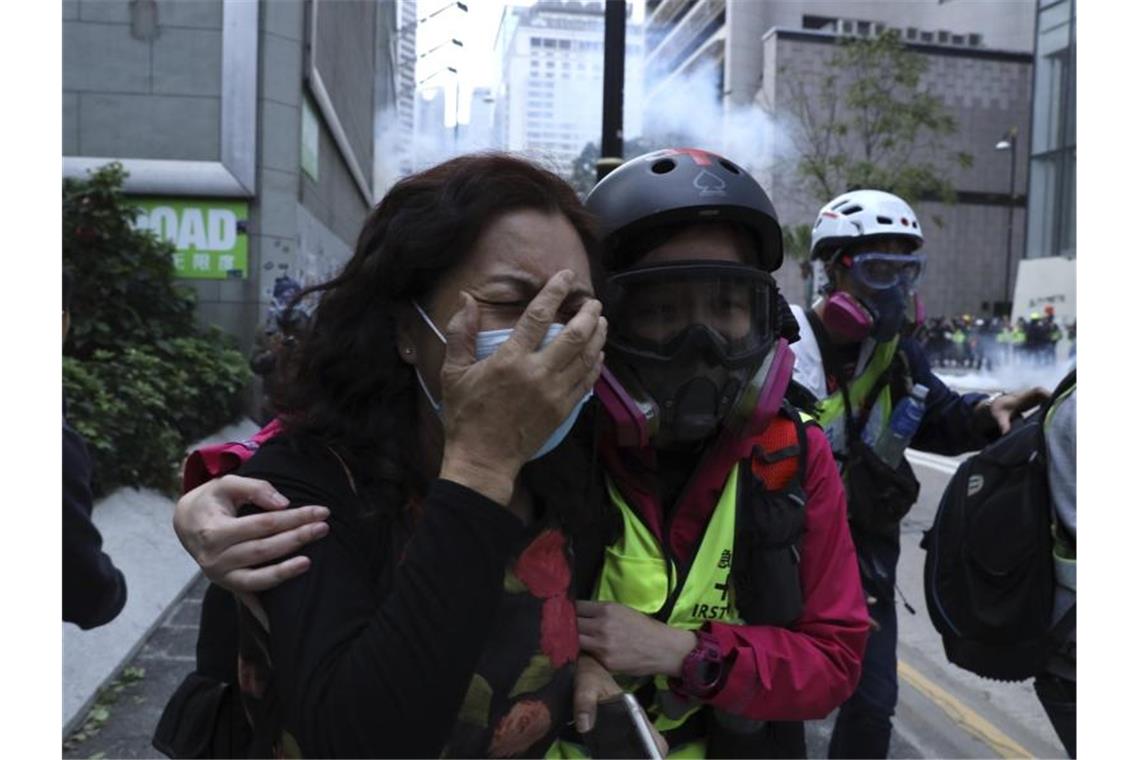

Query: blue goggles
left=846, top=252, right=927, bottom=293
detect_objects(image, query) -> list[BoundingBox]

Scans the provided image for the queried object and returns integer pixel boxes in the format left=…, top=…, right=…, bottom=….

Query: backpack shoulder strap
left=750, top=404, right=810, bottom=492
left=853, top=349, right=906, bottom=435
left=803, top=308, right=894, bottom=438
left=181, top=418, right=285, bottom=493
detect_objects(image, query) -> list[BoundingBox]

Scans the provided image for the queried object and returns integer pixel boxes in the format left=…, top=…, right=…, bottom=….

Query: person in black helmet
left=559, top=148, right=869, bottom=757
left=165, top=149, right=870, bottom=759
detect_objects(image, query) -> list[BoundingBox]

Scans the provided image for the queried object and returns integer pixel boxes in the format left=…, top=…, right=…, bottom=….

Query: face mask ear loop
left=413, top=300, right=448, bottom=345
left=414, top=367, right=442, bottom=414
left=411, top=301, right=446, bottom=413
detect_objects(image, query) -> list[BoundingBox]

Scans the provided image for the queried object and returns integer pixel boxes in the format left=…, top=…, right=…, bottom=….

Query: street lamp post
left=417, top=65, right=458, bottom=88
left=389, top=1, right=468, bottom=72
left=598, top=0, right=627, bottom=182
left=994, top=127, right=1018, bottom=315
left=419, top=38, right=463, bottom=60
left=394, top=1, right=469, bottom=41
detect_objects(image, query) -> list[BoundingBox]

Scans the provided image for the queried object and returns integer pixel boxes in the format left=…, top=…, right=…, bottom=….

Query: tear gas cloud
left=935, top=361, right=1075, bottom=396
left=376, top=50, right=797, bottom=190
left=630, top=70, right=797, bottom=184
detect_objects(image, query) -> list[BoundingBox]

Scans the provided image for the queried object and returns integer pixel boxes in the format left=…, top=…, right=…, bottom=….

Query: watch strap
left=675, top=629, right=725, bottom=699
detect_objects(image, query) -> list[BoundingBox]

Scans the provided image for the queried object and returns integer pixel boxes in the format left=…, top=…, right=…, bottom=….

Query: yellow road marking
left=897, top=659, right=1033, bottom=759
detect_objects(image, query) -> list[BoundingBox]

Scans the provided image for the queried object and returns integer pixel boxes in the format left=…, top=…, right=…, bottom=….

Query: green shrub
left=63, top=163, right=252, bottom=497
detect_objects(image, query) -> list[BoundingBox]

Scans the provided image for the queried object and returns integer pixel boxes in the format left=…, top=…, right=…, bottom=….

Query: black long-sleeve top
left=237, top=435, right=531, bottom=758
left=63, top=417, right=127, bottom=629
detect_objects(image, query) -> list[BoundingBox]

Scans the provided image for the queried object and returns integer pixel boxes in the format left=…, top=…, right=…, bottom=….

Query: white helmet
left=810, top=189, right=924, bottom=260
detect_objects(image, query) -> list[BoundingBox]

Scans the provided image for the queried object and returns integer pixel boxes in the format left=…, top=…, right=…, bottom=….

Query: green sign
left=131, top=197, right=249, bottom=279
left=301, top=96, right=320, bottom=181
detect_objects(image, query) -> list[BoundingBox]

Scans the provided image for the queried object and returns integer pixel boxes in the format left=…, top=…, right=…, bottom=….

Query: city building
left=1025, top=0, right=1075, bottom=261
left=461, top=86, right=498, bottom=150
left=393, top=0, right=420, bottom=178
left=644, top=0, right=1034, bottom=112
left=414, top=86, right=452, bottom=168
left=1005, top=0, right=1076, bottom=345
left=63, top=0, right=399, bottom=361
left=496, top=0, right=644, bottom=178
left=641, top=0, right=1037, bottom=319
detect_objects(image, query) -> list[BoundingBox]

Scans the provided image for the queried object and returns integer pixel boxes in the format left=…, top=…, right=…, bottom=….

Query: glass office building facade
left=1025, top=0, right=1076, bottom=259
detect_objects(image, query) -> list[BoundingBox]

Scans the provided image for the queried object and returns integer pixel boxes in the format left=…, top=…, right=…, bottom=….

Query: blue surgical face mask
left=412, top=301, right=593, bottom=460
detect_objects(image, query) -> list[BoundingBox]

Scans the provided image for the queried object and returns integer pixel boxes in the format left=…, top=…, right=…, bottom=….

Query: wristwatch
left=676, top=629, right=725, bottom=699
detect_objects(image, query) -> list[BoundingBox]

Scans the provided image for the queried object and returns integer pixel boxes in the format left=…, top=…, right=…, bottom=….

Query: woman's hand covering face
left=437, top=269, right=607, bottom=506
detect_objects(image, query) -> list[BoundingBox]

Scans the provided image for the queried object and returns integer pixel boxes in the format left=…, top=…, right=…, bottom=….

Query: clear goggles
left=603, top=261, right=777, bottom=366
left=846, top=252, right=927, bottom=293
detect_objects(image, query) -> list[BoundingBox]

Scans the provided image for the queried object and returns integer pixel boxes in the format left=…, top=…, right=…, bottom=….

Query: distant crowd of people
left=915, top=306, right=1074, bottom=370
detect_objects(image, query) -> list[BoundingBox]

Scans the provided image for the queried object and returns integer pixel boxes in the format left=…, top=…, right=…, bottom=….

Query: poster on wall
left=131, top=198, right=249, bottom=279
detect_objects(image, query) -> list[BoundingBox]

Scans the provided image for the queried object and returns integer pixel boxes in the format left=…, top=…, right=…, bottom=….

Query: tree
left=782, top=222, right=816, bottom=305
left=568, top=134, right=690, bottom=197
left=782, top=30, right=973, bottom=209
left=63, top=164, right=251, bottom=495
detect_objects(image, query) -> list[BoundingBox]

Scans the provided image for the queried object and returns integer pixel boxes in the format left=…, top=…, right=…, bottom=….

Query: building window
left=802, top=15, right=838, bottom=31
left=1025, top=0, right=1075, bottom=259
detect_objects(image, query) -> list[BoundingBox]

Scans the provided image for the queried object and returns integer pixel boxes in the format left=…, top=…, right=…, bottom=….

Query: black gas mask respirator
left=601, top=262, right=783, bottom=448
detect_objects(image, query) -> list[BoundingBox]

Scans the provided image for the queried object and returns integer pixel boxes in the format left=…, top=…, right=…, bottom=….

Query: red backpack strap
left=181, top=418, right=285, bottom=493
left=749, top=406, right=809, bottom=492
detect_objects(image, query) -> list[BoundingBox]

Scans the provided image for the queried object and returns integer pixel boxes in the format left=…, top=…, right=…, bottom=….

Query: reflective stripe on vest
left=814, top=338, right=898, bottom=458
left=595, top=466, right=745, bottom=741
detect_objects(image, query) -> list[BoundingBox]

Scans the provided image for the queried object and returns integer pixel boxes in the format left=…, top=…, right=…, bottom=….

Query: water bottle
left=874, top=384, right=929, bottom=468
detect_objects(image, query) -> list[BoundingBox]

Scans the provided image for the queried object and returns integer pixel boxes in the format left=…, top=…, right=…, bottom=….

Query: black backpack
left=921, top=369, right=1075, bottom=682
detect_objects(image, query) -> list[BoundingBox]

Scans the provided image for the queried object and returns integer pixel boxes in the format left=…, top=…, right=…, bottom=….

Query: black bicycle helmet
left=584, top=148, right=784, bottom=273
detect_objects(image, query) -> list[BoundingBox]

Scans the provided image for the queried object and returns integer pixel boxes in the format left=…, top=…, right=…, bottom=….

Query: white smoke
left=373, top=28, right=798, bottom=189
left=935, top=360, right=1075, bottom=396
left=631, top=69, right=797, bottom=183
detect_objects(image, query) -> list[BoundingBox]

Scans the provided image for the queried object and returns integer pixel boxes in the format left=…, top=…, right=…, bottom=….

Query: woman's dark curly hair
left=273, top=153, right=604, bottom=534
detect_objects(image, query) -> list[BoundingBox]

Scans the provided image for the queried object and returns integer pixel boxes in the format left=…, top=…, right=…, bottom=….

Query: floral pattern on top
left=236, top=525, right=579, bottom=759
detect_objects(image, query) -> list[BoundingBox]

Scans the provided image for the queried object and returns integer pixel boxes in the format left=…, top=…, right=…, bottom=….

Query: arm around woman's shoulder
left=240, top=438, right=527, bottom=757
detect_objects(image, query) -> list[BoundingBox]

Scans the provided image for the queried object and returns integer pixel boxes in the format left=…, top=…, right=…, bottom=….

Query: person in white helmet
left=788, top=189, right=1049, bottom=759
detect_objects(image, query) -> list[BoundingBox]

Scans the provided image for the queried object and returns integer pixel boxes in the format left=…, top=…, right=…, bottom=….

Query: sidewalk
left=63, top=576, right=211, bottom=759
left=62, top=419, right=259, bottom=736
left=66, top=566, right=923, bottom=759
